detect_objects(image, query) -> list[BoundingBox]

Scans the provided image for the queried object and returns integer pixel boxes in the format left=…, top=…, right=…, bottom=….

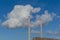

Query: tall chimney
left=40, top=18, right=42, bottom=40
left=28, top=16, right=30, bottom=40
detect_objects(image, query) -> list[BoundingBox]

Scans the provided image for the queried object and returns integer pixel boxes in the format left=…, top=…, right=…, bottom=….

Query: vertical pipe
left=28, top=16, right=30, bottom=40
left=40, top=19, right=42, bottom=40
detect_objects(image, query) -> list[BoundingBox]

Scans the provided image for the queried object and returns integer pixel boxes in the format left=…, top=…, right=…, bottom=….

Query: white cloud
left=57, top=16, right=60, bottom=19
left=2, top=4, right=57, bottom=28
left=40, top=10, right=53, bottom=24
left=46, top=30, right=60, bottom=36
left=31, top=30, right=60, bottom=35
left=30, top=10, right=55, bottom=27
left=51, top=12, right=56, bottom=17
left=54, top=32, right=60, bottom=35
left=2, top=18, right=20, bottom=28
left=30, top=19, right=40, bottom=27
left=2, top=4, right=41, bottom=28
left=32, top=7, right=41, bottom=13
left=31, top=30, right=40, bottom=34
left=46, top=31, right=54, bottom=35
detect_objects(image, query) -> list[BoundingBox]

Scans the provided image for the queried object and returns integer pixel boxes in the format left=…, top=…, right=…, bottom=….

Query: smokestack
left=28, top=16, right=30, bottom=40
left=40, top=18, right=42, bottom=40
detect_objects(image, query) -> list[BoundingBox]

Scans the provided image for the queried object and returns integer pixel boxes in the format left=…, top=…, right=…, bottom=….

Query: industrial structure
left=40, top=18, right=43, bottom=40
left=28, top=16, right=30, bottom=40
left=27, top=16, right=60, bottom=40
left=33, top=37, right=59, bottom=40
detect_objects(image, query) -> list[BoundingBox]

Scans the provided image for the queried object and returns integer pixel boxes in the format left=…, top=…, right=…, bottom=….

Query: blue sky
left=0, top=0, right=60, bottom=40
